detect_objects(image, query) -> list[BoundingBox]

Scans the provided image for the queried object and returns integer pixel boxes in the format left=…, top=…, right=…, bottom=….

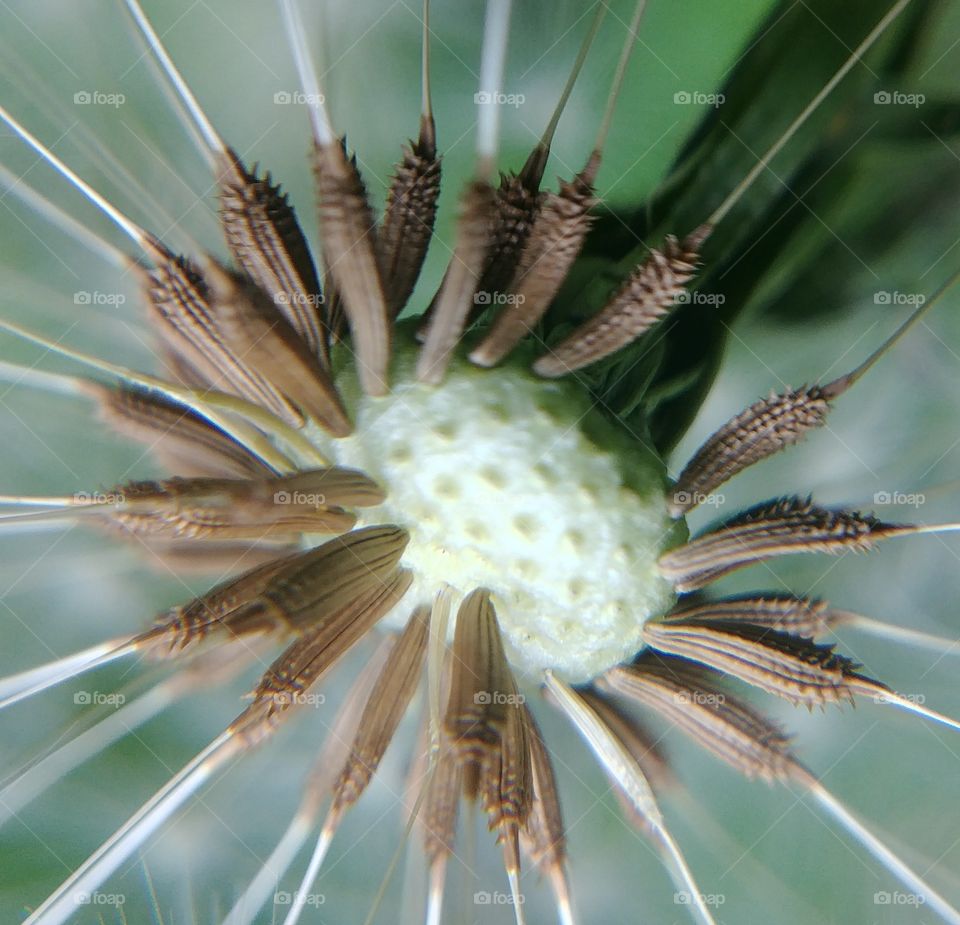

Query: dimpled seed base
left=303, top=334, right=683, bottom=684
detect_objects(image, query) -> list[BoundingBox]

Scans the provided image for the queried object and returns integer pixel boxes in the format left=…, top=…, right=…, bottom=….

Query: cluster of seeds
left=0, top=1, right=958, bottom=924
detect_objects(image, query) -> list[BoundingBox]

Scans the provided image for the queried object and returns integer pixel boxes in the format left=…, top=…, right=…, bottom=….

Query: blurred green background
left=1, top=1, right=959, bottom=923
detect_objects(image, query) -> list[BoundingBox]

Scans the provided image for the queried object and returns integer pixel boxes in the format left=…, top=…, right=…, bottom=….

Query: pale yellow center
left=303, top=334, right=683, bottom=684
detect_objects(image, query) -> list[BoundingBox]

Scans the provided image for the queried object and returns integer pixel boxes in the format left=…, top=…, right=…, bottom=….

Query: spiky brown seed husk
left=240, top=569, right=412, bottom=737
left=442, top=588, right=532, bottom=874
left=202, top=261, right=351, bottom=436
left=579, top=689, right=675, bottom=794
left=216, top=148, right=329, bottom=363
left=235, top=525, right=409, bottom=635
left=533, top=225, right=710, bottom=378
left=474, top=169, right=543, bottom=302
left=444, top=588, right=516, bottom=774
left=102, top=468, right=382, bottom=543
left=141, top=551, right=303, bottom=653
left=137, top=240, right=301, bottom=425
left=659, top=496, right=896, bottom=592
left=140, top=526, right=407, bottom=654
left=670, top=385, right=832, bottom=516
left=144, top=526, right=405, bottom=657
left=108, top=493, right=355, bottom=542
left=417, top=145, right=545, bottom=340
left=643, top=619, right=872, bottom=707
left=604, top=654, right=796, bottom=782
left=482, top=690, right=532, bottom=830
left=470, top=156, right=601, bottom=367
left=380, top=121, right=441, bottom=318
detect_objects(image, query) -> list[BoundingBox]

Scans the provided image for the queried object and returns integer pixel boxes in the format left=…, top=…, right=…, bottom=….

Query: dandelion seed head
left=3, top=1, right=960, bottom=922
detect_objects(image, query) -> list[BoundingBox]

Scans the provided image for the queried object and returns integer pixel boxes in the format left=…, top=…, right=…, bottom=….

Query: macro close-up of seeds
left=2, top=0, right=960, bottom=922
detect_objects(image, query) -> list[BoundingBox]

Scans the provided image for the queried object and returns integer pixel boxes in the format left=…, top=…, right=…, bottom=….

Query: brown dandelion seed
left=200, top=260, right=351, bottom=435
left=533, top=226, right=711, bottom=378
left=215, top=149, right=330, bottom=361
left=244, top=566, right=413, bottom=733
left=670, top=385, right=833, bottom=517
left=658, top=496, right=900, bottom=592
left=663, top=593, right=836, bottom=637
left=331, top=606, right=430, bottom=813
left=380, top=119, right=442, bottom=319
left=603, top=655, right=797, bottom=783
left=99, top=467, right=381, bottom=543
left=136, top=238, right=305, bottom=426
left=140, top=525, right=408, bottom=654
left=313, top=139, right=392, bottom=395
left=123, top=0, right=330, bottom=361
left=669, top=284, right=949, bottom=516
left=470, top=157, right=600, bottom=367
left=7, top=2, right=960, bottom=923
left=416, top=179, right=497, bottom=384
left=643, top=619, right=873, bottom=707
